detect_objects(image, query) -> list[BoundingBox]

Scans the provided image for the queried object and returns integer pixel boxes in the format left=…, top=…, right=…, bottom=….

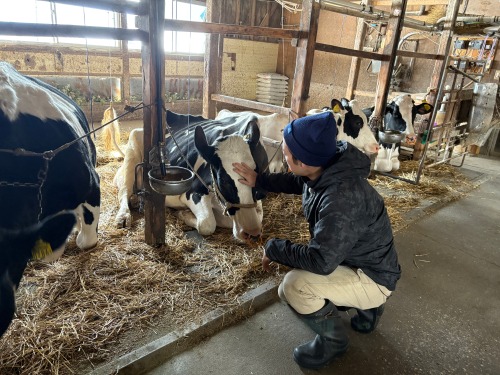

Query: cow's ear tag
left=32, top=239, right=53, bottom=260
left=423, top=104, right=431, bottom=111
left=332, top=104, right=341, bottom=113
left=243, top=134, right=251, bottom=142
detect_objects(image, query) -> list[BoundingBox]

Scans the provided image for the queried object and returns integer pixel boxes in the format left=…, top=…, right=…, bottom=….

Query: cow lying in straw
left=114, top=110, right=269, bottom=241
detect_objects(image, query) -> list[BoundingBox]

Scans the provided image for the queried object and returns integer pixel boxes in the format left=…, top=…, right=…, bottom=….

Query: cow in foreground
left=0, top=62, right=100, bottom=337
left=363, top=94, right=434, bottom=172
left=114, top=110, right=268, bottom=241
left=0, top=212, right=76, bottom=337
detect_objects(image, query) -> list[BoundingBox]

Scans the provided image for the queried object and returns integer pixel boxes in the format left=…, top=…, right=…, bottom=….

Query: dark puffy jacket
left=257, top=142, right=401, bottom=291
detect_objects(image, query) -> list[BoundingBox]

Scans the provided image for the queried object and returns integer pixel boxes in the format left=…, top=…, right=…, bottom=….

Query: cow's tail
left=100, top=107, right=125, bottom=157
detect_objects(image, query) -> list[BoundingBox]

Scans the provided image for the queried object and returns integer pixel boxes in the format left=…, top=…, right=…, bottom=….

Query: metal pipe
left=406, top=5, right=425, bottom=17
left=317, top=0, right=440, bottom=32
left=415, top=0, right=462, bottom=185
left=436, top=15, right=500, bottom=25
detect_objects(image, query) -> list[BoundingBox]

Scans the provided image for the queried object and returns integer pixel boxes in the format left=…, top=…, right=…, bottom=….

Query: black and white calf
left=0, top=62, right=100, bottom=337
left=114, top=110, right=269, bottom=241
left=363, top=94, right=434, bottom=172
left=307, top=98, right=380, bottom=156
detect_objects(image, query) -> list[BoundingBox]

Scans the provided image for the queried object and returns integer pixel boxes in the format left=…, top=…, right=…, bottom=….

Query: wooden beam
left=251, top=0, right=257, bottom=27
left=371, top=0, right=408, bottom=131
left=212, top=94, right=291, bottom=116
left=164, top=19, right=299, bottom=39
left=139, top=0, right=166, bottom=246
left=396, top=50, right=445, bottom=60
left=203, top=0, right=223, bottom=119
left=120, top=10, right=131, bottom=104
left=37, top=0, right=144, bottom=14
left=316, top=43, right=444, bottom=61
left=290, top=0, right=320, bottom=117
left=0, top=22, right=147, bottom=41
left=316, top=43, right=389, bottom=61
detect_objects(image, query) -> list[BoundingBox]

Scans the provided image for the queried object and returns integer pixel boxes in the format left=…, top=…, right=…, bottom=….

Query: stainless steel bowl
left=148, top=166, right=194, bottom=195
left=378, top=130, right=406, bottom=144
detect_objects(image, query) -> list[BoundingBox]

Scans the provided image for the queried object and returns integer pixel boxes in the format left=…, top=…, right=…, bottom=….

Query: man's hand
left=262, top=247, right=273, bottom=272
left=232, top=162, right=257, bottom=187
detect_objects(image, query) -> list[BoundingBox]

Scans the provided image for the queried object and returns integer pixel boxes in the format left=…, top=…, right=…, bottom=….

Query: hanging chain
left=0, top=103, right=150, bottom=222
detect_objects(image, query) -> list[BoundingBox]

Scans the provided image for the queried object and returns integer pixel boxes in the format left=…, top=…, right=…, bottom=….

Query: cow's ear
left=362, top=106, right=375, bottom=119
left=415, top=102, right=434, bottom=115
left=243, top=120, right=261, bottom=147
left=340, top=98, right=350, bottom=110
left=330, top=99, right=344, bottom=113
left=32, top=212, right=76, bottom=260
left=194, top=125, right=215, bottom=161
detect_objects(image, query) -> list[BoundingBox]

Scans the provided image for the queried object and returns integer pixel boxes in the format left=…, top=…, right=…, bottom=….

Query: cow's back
left=0, top=62, right=99, bottom=231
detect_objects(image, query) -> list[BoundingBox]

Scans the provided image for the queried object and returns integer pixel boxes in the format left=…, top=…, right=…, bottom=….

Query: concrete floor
left=142, top=155, right=500, bottom=375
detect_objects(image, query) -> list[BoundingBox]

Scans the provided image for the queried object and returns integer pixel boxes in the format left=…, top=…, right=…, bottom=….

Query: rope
left=0, top=102, right=150, bottom=158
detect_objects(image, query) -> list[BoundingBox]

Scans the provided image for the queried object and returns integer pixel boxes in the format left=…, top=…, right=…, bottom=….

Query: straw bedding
left=0, top=138, right=477, bottom=374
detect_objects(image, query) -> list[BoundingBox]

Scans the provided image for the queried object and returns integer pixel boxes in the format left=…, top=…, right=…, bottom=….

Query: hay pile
left=370, top=160, right=477, bottom=232
left=0, top=141, right=476, bottom=374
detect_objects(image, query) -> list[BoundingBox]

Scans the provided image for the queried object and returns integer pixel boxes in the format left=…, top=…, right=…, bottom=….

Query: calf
left=215, top=110, right=289, bottom=173
left=114, top=110, right=268, bottom=241
left=0, top=62, right=100, bottom=336
left=306, top=98, right=380, bottom=157
left=363, top=94, right=434, bottom=172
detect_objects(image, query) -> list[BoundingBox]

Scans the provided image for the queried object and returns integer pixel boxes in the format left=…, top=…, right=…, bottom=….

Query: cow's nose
left=240, top=228, right=262, bottom=240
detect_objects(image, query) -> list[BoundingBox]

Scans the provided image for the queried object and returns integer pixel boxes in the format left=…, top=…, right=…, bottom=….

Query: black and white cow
left=0, top=62, right=100, bottom=337
left=306, top=98, right=380, bottom=156
left=363, top=94, right=434, bottom=172
left=114, top=110, right=268, bottom=241
left=0, top=212, right=76, bottom=337
left=215, top=110, right=289, bottom=173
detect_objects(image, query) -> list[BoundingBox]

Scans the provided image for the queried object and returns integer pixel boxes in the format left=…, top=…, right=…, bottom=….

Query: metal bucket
left=148, top=166, right=194, bottom=195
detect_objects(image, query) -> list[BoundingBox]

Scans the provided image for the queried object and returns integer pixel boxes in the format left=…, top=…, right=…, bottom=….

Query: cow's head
left=364, top=94, right=434, bottom=144
left=327, top=98, right=379, bottom=156
left=0, top=211, right=76, bottom=338
left=194, top=122, right=264, bottom=241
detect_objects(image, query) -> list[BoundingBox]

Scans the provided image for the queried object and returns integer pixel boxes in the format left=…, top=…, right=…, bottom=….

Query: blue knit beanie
left=283, top=111, right=337, bottom=167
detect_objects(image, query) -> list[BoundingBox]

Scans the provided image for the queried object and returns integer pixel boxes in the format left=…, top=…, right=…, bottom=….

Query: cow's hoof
left=115, top=213, right=131, bottom=228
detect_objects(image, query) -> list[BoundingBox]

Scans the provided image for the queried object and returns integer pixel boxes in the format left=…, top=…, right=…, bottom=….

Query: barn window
left=127, top=0, right=206, bottom=54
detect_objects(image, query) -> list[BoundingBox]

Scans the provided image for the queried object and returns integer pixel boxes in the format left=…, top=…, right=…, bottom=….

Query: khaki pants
left=278, top=266, right=392, bottom=315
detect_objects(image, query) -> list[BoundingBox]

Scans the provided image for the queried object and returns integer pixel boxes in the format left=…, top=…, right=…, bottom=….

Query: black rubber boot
left=292, top=301, right=349, bottom=370
left=350, top=304, right=385, bottom=334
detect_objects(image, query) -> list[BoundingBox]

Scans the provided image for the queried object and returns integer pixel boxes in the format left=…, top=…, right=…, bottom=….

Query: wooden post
left=370, top=0, right=408, bottom=131
left=290, top=0, right=320, bottom=117
left=203, top=0, right=223, bottom=119
left=139, top=0, right=166, bottom=246
left=119, top=11, right=131, bottom=104
left=345, top=0, right=372, bottom=100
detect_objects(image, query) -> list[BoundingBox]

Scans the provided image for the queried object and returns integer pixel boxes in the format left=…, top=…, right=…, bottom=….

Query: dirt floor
left=0, top=127, right=477, bottom=375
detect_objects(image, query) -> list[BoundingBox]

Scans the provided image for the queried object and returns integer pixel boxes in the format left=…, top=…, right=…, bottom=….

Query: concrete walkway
left=143, top=155, right=500, bottom=375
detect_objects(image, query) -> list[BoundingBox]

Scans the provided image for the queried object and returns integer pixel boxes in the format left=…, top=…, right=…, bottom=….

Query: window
left=127, top=0, right=206, bottom=54
left=0, top=0, right=119, bottom=47
left=0, top=0, right=206, bottom=52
